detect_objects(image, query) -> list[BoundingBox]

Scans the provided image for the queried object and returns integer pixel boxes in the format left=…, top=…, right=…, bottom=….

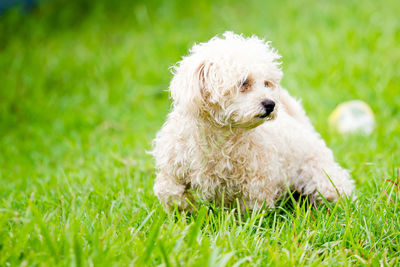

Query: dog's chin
left=232, top=112, right=277, bottom=129
left=257, top=111, right=277, bottom=122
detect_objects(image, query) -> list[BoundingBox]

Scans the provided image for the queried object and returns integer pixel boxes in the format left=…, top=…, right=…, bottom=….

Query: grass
left=0, top=0, right=399, bottom=265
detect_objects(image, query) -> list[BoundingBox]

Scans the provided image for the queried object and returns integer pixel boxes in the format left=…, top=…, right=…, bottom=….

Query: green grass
left=1, top=0, right=399, bottom=265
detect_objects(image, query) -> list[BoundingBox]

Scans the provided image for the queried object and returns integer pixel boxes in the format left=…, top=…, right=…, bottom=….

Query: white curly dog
left=152, top=32, right=354, bottom=211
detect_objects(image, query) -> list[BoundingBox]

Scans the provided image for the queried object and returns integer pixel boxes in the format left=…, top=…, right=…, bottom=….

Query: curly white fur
left=152, top=32, right=354, bottom=211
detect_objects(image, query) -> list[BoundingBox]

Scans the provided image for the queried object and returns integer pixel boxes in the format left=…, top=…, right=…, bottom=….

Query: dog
left=152, top=32, right=354, bottom=211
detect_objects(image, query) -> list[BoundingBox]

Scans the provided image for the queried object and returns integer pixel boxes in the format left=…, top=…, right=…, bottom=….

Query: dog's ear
left=169, top=57, right=211, bottom=113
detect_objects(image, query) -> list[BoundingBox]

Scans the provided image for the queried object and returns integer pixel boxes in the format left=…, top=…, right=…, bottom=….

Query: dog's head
left=170, top=31, right=283, bottom=128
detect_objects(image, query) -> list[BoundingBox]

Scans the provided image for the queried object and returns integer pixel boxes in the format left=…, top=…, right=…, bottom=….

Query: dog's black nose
left=261, top=100, right=275, bottom=115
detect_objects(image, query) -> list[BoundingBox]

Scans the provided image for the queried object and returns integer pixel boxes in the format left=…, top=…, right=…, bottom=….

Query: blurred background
left=0, top=0, right=399, bottom=190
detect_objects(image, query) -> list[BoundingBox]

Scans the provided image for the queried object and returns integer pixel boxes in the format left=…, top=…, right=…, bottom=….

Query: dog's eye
left=240, top=79, right=251, bottom=92
left=264, top=80, right=274, bottom=88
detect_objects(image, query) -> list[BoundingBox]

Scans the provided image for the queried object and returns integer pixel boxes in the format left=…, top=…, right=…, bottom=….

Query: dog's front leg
left=242, top=179, right=284, bottom=211
left=153, top=172, right=193, bottom=212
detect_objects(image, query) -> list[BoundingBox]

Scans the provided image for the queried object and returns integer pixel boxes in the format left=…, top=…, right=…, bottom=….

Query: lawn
left=0, top=0, right=399, bottom=265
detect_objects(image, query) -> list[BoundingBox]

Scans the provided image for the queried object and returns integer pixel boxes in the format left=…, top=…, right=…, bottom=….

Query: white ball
left=329, top=100, right=375, bottom=135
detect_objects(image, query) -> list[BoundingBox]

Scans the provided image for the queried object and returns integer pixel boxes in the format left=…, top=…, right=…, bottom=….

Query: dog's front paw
left=162, top=193, right=197, bottom=212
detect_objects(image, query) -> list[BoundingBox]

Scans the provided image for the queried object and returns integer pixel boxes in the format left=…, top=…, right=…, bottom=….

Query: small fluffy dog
left=152, top=32, right=354, bottom=211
